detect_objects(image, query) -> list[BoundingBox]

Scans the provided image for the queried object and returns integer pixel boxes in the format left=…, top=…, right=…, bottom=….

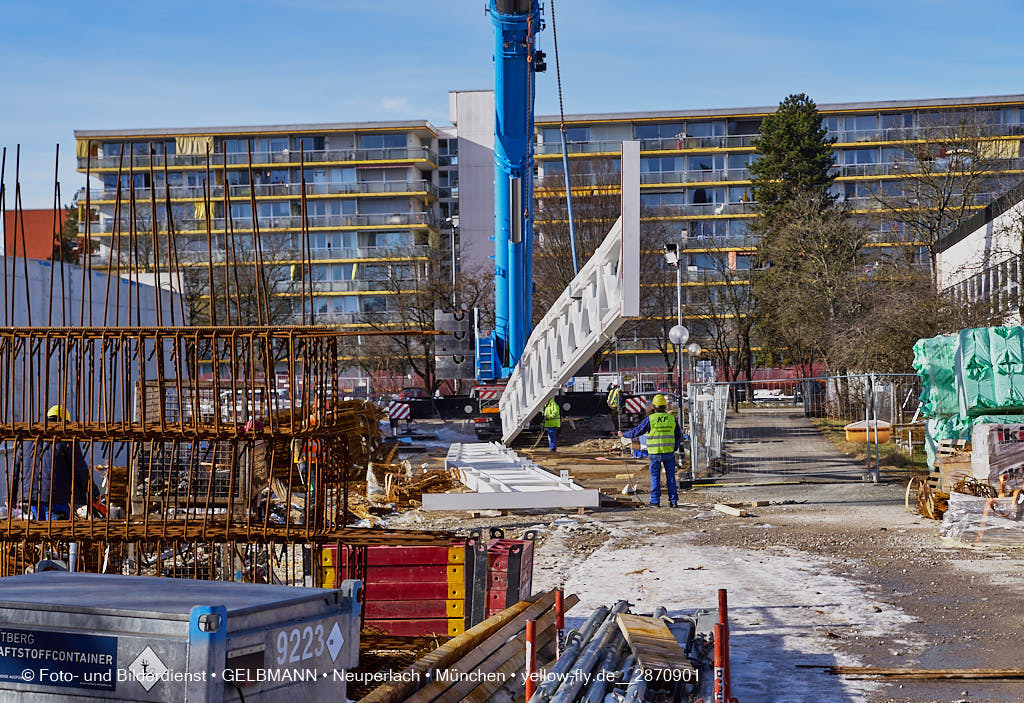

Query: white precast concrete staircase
left=499, top=140, right=641, bottom=444
left=421, top=442, right=599, bottom=511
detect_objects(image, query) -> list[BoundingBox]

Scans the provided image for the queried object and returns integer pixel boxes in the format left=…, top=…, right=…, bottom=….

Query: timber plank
left=616, top=613, right=694, bottom=674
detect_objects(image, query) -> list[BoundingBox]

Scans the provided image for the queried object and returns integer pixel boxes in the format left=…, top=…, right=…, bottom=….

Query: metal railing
left=82, top=211, right=437, bottom=234
left=644, top=202, right=756, bottom=216
left=535, top=125, right=1024, bottom=158
left=680, top=235, right=756, bottom=250
left=640, top=168, right=752, bottom=184
left=536, top=135, right=758, bottom=155
left=312, top=279, right=411, bottom=293
left=831, top=124, right=1024, bottom=145
left=310, top=311, right=391, bottom=325
left=79, top=180, right=437, bottom=202
left=78, top=145, right=438, bottom=170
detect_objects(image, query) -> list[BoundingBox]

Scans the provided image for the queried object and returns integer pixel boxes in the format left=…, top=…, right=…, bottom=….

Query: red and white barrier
left=623, top=396, right=647, bottom=414
left=388, top=402, right=411, bottom=421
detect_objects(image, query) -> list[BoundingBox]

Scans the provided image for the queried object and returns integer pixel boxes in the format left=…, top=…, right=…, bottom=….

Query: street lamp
left=687, top=342, right=702, bottom=382
left=668, top=324, right=688, bottom=451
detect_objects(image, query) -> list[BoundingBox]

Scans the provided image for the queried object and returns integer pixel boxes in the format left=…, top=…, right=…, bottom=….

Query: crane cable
left=549, top=0, right=579, bottom=275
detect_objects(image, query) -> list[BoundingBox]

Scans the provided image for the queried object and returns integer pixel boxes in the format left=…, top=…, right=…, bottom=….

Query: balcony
left=310, top=279, right=410, bottom=293
left=78, top=146, right=438, bottom=171
left=78, top=180, right=437, bottom=203
left=536, top=134, right=759, bottom=156
left=678, top=267, right=753, bottom=283
left=641, top=169, right=752, bottom=185
left=831, top=123, right=1024, bottom=145
left=645, top=202, right=757, bottom=217
left=167, top=244, right=432, bottom=265
left=638, top=135, right=758, bottom=151
left=312, top=311, right=392, bottom=326
left=83, top=211, right=438, bottom=235
left=680, top=235, right=757, bottom=251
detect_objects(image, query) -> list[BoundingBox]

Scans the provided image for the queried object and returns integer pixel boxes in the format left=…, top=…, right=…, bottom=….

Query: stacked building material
left=358, top=589, right=576, bottom=703
left=322, top=542, right=469, bottom=637
left=322, top=529, right=538, bottom=638
left=914, top=327, right=1024, bottom=543
left=466, top=528, right=536, bottom=622
left=914, top=328, right=1024, bottom=469
left=525, top=601, right=711, bottom=703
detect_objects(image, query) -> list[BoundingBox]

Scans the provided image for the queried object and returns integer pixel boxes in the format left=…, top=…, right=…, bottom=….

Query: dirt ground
left=388, top=432, right=1024, bottom=703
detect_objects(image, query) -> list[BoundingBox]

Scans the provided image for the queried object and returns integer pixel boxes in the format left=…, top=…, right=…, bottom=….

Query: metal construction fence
left=688, top=373, right=923, bottom=481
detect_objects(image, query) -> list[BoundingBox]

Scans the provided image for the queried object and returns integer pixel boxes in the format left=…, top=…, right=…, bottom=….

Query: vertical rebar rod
left=203, top=148, right=216, bottom=326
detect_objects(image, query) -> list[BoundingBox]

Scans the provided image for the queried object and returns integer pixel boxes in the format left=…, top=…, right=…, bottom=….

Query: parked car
left=397, top=387, right=427, bottom=401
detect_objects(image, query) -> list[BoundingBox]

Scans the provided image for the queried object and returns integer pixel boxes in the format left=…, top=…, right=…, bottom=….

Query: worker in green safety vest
left=606, top=384, right=621, bottom=414
left=542, top=398, right=561, bottom=452
left=619, top=394, right=683, bottom=507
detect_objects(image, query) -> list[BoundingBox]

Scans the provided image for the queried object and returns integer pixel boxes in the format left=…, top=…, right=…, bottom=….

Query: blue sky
left=2, top=0, right=1024, bottom=207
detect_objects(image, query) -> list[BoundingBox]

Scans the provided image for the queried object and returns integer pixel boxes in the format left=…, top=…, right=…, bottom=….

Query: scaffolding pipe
left=548, top=600, right=629, bottom=703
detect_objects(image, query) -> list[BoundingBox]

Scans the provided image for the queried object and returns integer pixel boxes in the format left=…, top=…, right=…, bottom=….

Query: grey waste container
left=800, top=380, right=825, bottom=417
left=0, top=572, right=360, bottom=702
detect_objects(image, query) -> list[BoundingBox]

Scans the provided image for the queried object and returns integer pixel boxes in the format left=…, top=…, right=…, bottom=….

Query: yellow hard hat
left=46, top=405, right=70, bottom=421
left=652, top=394, right=668, bottom=408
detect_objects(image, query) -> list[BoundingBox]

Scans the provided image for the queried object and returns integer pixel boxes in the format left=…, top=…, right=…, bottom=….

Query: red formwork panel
left=361, top=581, right=463, bottom=601
left=364, top=599, right=465, bottom=619
left=319, top=540, right=470, bottom=638
left=364, top=618, right=462, bottom=637
left=355, top=564, right=462, bottom=583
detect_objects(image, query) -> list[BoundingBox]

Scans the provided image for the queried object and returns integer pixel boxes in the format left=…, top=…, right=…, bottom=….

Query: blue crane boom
left=480, top=0, right=544, bottom=381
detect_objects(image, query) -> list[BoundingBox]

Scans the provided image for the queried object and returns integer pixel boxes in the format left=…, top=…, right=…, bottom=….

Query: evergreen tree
left=53, top=205, right=80, bottom=263
left=749, top=93, right=835, bottom=218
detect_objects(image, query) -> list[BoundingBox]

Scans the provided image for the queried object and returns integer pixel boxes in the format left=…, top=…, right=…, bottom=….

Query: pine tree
left=749, top=93, right=835, bottom=219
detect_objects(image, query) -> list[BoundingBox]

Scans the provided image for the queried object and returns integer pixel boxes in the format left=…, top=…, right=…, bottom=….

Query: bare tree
left=683, top=233, right=757, bottom=405
left=871, top=111, right=1015, bottom=286
left=752, top=191, right=868, bottom=375
left=830, top=263, right=1001, bottom=373
left=361, top=247, right=492, bottom=393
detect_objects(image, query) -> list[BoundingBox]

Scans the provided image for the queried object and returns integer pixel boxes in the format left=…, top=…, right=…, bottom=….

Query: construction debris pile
left=912, top=327, right=1024, bottom=543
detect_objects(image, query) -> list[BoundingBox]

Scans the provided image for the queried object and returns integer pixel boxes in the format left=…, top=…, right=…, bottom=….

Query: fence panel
left=690, top=374, right=922, bottom=481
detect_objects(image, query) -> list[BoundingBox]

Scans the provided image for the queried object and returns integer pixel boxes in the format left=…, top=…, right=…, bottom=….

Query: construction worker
left=619, top=394, right=682, bottom=507
left=292, top=400, right=324, bottom=485
left=542, top=398, right=561, bottom=452
left=606, top=383, right=621, bottom=415
left=12, top=405, right=92, bottom=519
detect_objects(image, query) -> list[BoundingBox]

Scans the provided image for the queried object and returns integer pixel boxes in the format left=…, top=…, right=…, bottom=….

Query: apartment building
left=74, top=93, right=1024, bottom=368
left=74, top=121, right=442, bottom=326
left=526, top=94, right=1024, bottom=367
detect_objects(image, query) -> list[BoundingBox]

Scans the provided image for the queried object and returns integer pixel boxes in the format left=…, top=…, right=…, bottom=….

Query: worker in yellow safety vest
left=619, top=394, right=682, bottom=507
left=542, top=398, right=561, bottom=452
left=292, top=402, right=324, bottom=484
left=606, top=384, right=621, bottom=414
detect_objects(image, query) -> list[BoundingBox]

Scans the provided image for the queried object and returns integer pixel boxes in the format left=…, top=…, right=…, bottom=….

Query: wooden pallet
left=616, top=613, right=695, bottom=674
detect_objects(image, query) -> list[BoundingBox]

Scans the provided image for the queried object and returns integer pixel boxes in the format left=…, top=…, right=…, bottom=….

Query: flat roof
left=537, top=93, right=1024, bottom=125
left=75, top=119, right=438, bottom=139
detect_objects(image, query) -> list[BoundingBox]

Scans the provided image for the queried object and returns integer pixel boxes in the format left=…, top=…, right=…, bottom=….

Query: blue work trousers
left=546, top=427, right=558, bottom=450
left=649, top=453, right=677, bottom=506
left=30, top=504, right=70, bottom=520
